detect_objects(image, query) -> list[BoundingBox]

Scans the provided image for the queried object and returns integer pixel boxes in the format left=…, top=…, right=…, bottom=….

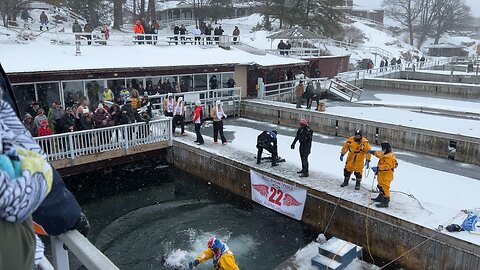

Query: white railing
left=148, top=87, right=242, bottom=119
left=51, top=230, right=119, bottom=270
left=261, top=78, right=329, bottom=99
left=336, top=58, right=452, bottom=83
left=34, top=119, right=172, bottom=162
left=38, top=31, right=240, bottom=46
left=265, top=48, right=339, bottom=58
left=159, top=19, right=196, bottom=28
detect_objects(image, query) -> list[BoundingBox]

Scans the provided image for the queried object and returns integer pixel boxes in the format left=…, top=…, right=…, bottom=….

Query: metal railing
left=259, top=78, right=329, bottom=101
left=11, top=28, right=240, bottom=46
left=34, top=118, right=172, bottom=162
left=336, top=58, right=452, bottom=83
left=265, top=48, right=340, bottom=58
left=50, top=230, right=119, bottom=270
left=328, top=78, right=364, bottom=102
left=148, top=87, right=242, bottom=120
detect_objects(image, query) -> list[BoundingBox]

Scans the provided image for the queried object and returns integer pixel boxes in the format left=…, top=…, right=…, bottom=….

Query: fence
left=148, top=87, right=242, bottom=120
left=34, top=118, right=172, bottom=162
left=8, top=27, right=240, bottom=47
left=258, top=78, right=329, bottom=102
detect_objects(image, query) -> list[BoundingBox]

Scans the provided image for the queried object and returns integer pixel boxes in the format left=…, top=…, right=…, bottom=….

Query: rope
left=364, top=174, right=376, bottom=264
left=323, top=188, right=348, bottom=236
left=326, top=241, right=348, bottom=270
left=380, top=211, right=465, bottom=269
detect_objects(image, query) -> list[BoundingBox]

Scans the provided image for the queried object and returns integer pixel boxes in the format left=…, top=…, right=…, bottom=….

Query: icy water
left=65, top=162, right=318, bottom=270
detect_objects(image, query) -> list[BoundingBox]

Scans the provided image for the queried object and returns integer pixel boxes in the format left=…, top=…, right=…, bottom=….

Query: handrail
left=262, top=77, right=329, bottom=101
left=34, top=118, right=172, bottom=162
left=51, top=230, right=119, bottom=270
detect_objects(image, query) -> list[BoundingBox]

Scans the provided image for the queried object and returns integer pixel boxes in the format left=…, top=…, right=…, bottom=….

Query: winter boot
left=355, top=180, right=361, bottom=190
left=300, top=173, right=309, bottom=177
left=371, top=192, right=384, bottom=202
left=340, top=177, right=349, bottom=187
left=375, top=197, right=390, bottom=208
left=297, top=170, right=305, bottom=174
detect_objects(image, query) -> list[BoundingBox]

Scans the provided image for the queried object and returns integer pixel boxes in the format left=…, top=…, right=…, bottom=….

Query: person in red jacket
left=134, top=20, right=145, bottom=44
left=192, top=100, right=204, bottom=145
left=37, top=119, right=52, bottom=137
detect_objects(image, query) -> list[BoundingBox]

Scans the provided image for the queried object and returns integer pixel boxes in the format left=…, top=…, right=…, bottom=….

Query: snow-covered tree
left=383, top=0, right=422, bottom=46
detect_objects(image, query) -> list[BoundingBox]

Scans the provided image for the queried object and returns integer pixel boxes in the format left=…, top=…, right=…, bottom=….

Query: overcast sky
left=355, top=0, right=480, bottom=17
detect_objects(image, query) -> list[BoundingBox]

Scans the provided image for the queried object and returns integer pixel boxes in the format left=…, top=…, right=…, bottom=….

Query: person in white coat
left=172, top=97, right=185, bottom=134
left=210, top=100, right=227, bottom=144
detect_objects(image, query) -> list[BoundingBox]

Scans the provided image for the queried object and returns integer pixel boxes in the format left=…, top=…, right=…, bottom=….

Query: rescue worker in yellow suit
left=368, top=141, right=398, bottom=208
left=340, top=130, right=371, bottom=190
left=189, top=237, right=240, bottom=270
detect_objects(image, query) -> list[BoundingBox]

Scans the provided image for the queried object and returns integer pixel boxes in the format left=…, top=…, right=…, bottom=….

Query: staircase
left=311, top=237, right=363, bottom=270
left=328, top=79, right=363, bottom=102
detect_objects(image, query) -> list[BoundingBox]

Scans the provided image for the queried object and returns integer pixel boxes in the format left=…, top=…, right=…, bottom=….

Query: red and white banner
left=250, top=170, right=307, bottom=221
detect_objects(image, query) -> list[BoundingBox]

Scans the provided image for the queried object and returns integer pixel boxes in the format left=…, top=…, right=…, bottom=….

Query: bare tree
left=383, top=0, right=422, bottom=46
left=0, top=0, right=32, bottom=27
left=432, top=0, right=471, bottom=43
left=113, top=0, right=122, bottom=30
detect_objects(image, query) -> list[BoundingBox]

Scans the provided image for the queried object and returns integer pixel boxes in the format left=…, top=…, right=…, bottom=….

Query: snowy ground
left=174, top=118, right=480, bottom=247
left=248, top=99, right=480, bottom=138
left=357, top=93, right=480, bottom=115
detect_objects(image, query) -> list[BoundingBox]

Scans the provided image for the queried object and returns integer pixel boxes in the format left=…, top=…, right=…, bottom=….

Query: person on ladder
left=339, top=130, right=371, bottom=190
left=256, top=130, right=278, bottom=166
left=368, top=141, right=398, bottom=208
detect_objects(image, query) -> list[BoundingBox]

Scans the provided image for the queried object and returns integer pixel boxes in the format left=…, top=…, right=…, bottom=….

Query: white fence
left=336, top=58, right=452, bottom=83
left=148, top=87, right=242, bottom=119
left=34, top=118, right=172, bottom=162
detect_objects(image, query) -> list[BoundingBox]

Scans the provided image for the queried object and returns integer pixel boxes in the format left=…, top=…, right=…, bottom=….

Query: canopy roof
left=267, top=26, right=322, bottom=40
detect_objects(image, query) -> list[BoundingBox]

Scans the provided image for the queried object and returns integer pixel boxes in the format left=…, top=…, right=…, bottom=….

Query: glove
left=339, top=154, right=344, bottom=162
left=367, top=150, right=375, bottom=154
left=372, top=166, right=378, bottom=173
left=365, top=160, right=370, bottom=169
left=290, top=143, right=295, bottom=149
left=189, top=259, right=199, bottom=269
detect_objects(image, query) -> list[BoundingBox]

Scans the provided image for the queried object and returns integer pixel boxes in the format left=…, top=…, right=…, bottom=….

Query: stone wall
left=241, top=100, right=480, bottom=165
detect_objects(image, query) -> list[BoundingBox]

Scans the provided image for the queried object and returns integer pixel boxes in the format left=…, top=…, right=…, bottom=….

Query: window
left=221, top=72, right=235, bottom=88
left=107, top=79, right=126, bottom=94
left=179, top=75, right=193, bottom=92
left=193, top=74, right=207, bottom=91
left=85, top=80, right=104, bottom=107
left=12, top=84, right=36, bottom=117
left=208, top=73, right=221, bottom=90
left=36, top=82, right=60, bottom=110
left=62, top=81, right=84, bottom=109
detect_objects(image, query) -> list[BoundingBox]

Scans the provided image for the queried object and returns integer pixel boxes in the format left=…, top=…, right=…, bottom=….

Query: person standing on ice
left=192, top=101, right=204, bottom=145
left=368, top=141, right=398, bottom=208
left=210, top=100, right=227, bottom=144
left=339, top=129, right=371, bottom=190
left=189, top=237, right=239, bottom=270
left=256, top=130, right=278, bottom=166
left=291, top=119, right=313, bottom=177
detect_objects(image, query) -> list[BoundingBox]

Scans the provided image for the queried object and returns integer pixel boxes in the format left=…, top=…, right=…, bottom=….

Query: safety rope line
left=380, top=211, right=465, bottom=269
left=323, top=188, right=348, bottom=236
left=364, top=174, right=376, bottom=264
left=326, top=241, right=349, bottom=270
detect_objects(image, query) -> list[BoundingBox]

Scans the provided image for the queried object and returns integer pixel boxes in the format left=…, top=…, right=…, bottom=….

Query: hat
left=24, top=113, right=33, bottom=119
left=207, top=237, right=216, bottom=249
left=168, top=93, right=173, bottom=97
left=354, top=129, right=362, bottom=136
left=381, top=141, right=391, bottom=150
left=195, top=101, right=202, bottom=106
left=272, top=130, right=278, bottom=135
left=41, top=119, right=48, bottom=127
left=299, top=119, right=308, bottom=125
left=82, top=108, right=89, bottom=114
left=97, top=104, right=104, bottom=110
left=215, top=100, right=221, bottom=106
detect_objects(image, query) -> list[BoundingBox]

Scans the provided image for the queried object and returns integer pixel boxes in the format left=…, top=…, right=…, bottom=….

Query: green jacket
left=72, top=23, right=83, bottom=33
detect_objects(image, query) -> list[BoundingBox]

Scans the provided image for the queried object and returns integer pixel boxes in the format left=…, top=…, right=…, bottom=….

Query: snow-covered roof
left=0, top=44, right=307, bottom=74
left=267, top=26, right=322, bottom=40
left=424, top=43, right=466, bottom=49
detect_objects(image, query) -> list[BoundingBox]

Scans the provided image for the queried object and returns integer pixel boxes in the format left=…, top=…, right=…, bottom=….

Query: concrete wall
left=400, top=71, right=480, bottom=84
left=241, top=100, right=480, bottom=165
left=363, top=78, right=480, bottom=98
left=169, top=141, right=480, bottom=270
